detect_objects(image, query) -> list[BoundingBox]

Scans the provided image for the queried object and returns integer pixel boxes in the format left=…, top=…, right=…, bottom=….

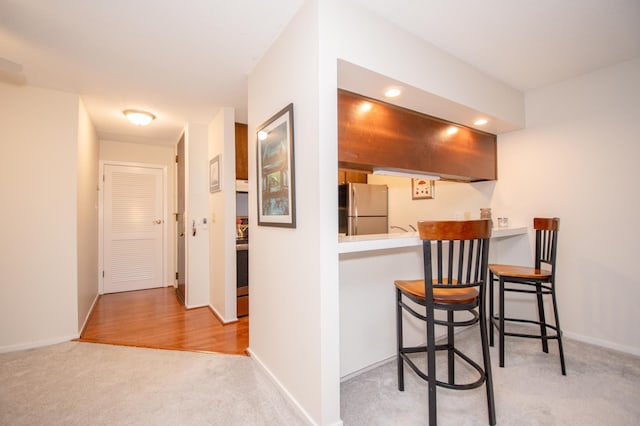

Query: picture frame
left=411, top=177, right=435, bottom=200
left=256, top=103, right=296, bottom=228
left=209, top=155, right=221, bottom=193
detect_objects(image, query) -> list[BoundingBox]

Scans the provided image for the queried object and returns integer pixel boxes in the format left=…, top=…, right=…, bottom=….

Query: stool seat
left=488, top=264, right=551, bottom=280
left=395, top=279, right=478, bottom=304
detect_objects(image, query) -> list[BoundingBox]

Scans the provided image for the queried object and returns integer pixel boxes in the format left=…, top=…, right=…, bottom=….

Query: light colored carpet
left=340, top=327, right=640, bottom=425
left=2, top=333, right=639, bottom=425
left=0, top=342, right=307, bottom=425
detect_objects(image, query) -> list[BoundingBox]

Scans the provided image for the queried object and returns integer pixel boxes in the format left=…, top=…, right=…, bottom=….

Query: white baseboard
left=247, top=348, right=334, bottom=426
left=0, top=334, right=79, bottom=354
left=488, top=317, right=640, bottom=357
left=78, top=292, right=100, bottom=336
left=563, top=331, right=640, bottom=357
left=185, top=302, right=208, bottom=309
left=341, top=354, right=396, bottom=382
left=208, top=304, right=238, bottom=324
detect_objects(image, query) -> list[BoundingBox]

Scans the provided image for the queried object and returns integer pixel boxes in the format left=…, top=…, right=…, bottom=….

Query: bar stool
left=488, top=217, right=566, bottom=375
left=395, top=220, right=496, bottom=426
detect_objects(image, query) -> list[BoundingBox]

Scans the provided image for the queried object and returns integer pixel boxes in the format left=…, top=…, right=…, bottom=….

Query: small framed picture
left=256, top=103, right=296, bottom=228
left=209, top=155, right=221, bottom=193
left=412, top=178, right=435, bottom=200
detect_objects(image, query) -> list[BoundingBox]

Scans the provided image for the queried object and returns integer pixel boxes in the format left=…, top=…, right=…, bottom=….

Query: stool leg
left=426, top=302, right=437, bottom=426
left=535, top=282, right=549, bottom=353
left=499, top=276, right=505, bottom=368
left=479, top=295, right=497, bottom=425
left=396, top=288, right=405, bottom=390
left=550, top=282, right=567, bottom=375
left=489, top=271, right=495, bottom=347
left=447, top=310, right=455, bottom=385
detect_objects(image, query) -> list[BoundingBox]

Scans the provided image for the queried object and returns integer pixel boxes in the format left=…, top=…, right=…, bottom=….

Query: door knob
left=153, top=219, right=163, bottom=224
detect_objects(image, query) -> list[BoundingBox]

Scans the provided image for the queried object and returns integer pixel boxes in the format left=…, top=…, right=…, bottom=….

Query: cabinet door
left=338, top=169, right=368, bottom=184
left=235, top=123, right=248, bottom=180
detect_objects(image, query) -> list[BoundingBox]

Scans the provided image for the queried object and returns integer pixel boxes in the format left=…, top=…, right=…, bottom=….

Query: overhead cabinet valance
left=338, top=90, right=497, bottom=182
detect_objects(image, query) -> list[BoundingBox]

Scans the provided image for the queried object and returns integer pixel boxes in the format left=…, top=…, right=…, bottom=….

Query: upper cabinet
left=235, top=123, right=248, bottom=180
left=338, top=169, right=368, bottom=184
left=338, top=90, right=497, bottom=182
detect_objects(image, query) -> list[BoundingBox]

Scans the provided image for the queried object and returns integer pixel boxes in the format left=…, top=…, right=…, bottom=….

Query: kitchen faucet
left=390, top=224, right=417, bottom=232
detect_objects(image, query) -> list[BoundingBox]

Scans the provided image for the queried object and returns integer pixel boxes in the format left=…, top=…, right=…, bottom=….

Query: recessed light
left=474, top=119, right=488, bottom=126
left=123, top=109, right=156, bottom=126
left=360, top=102, right=372, bottom=112
left=384, top=87, right=402, bottom=98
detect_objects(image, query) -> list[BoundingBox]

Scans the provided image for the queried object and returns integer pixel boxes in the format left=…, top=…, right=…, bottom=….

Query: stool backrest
left=533, top=217, right=560, bottom=275
left=417, top=220, right=491, bottom=295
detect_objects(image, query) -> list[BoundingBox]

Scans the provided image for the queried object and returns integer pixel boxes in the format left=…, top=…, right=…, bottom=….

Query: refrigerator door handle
left=351, top=185, right=357, bottom=216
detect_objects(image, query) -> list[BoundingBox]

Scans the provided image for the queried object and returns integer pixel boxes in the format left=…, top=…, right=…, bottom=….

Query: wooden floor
left=77, top=287, right=249, bottom=355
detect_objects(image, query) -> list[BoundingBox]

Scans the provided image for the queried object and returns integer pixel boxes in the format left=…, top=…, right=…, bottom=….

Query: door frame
left=98, top=160, right=169, bottom=295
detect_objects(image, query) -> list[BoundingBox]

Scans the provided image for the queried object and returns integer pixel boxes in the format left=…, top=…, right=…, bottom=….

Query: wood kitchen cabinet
left=338, top=169, right=368, bottom=184
left=338, top=90, right=497, bottom=182
left=235, top=122, right=248, bottom=180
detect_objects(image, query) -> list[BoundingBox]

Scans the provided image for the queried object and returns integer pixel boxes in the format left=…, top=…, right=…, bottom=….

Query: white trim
left=78, top=293, right=100, bottom=335
left=184, top=302, right=208, bottom=309
left=247, top=349, right=327, bottom=426
left=209, top=304, right=238, bottom=324
left=0, top=335, right=79, bottom=354
left=98, top=160, right=168, bottom=294
left=162, top=165, right=169, bottom=287
left=563, top=331, right=640, bottom=357
left=340, top=354, right=395, bottom=382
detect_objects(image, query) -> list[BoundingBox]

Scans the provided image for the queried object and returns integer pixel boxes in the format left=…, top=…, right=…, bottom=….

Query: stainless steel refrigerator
left=339, top=183, right=388, bottom=235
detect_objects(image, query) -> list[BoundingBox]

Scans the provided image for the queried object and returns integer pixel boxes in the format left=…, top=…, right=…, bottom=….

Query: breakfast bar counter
left=338, top=226, right=528, bottom=254
left=338, top=226, right=530, bottom=379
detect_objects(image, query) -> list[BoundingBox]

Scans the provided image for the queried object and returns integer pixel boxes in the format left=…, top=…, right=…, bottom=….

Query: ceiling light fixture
left=123, top=109, right=156, bottom=126
left=384, top=87, right=402, bottom=98
left=474, top=119, right=488, bottom=126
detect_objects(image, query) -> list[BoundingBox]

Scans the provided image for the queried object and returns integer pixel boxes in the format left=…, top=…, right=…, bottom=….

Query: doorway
left=102, top=162, right=166, bottom=294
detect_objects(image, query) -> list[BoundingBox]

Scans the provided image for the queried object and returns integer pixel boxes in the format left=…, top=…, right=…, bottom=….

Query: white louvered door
left=103, top=164, right=164, bottom=294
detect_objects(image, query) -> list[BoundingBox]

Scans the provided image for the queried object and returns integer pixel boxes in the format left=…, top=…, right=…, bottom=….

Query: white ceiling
left=2, top=0, right=639, bottom=145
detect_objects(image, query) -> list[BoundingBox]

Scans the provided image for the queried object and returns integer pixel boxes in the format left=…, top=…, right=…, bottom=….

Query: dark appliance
left=236, top=216, right=249, bottom=317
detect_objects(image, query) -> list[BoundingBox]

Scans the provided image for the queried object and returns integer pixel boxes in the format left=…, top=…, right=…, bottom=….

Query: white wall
left=208, top=108, right=238, bottom=321
left=184, top=123, right=210, bottom=307
left=332, top=2, right=524, bottom=129
left=76, top=99, right=100, bottom=331
left=99, top=140, right=177, bottom=287
left=0, top=83, right=80, bottom=351
left=249, top=1, right=337, bottom=424
left=247, top=0, right=526, bottom=423
left=367, top=175, right=497, bottom=227
left=492, top=58, right=640, bottom=355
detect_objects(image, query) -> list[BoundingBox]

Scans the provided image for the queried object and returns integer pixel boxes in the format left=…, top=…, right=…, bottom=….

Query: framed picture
left=412, top=178, right=435, bottom=200
left=256, top=103, right=296, bottom=227
left=209, top=155, right=221, bottom=193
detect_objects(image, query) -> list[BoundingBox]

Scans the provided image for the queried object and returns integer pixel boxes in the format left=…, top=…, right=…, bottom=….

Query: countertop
left=338, top=226, right=528, bottom=254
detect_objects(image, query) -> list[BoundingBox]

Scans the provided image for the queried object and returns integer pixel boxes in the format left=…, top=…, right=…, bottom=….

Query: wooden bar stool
left=488, top=217, right=566, bottom=375
left=395, top=219, right=496, bottom=426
